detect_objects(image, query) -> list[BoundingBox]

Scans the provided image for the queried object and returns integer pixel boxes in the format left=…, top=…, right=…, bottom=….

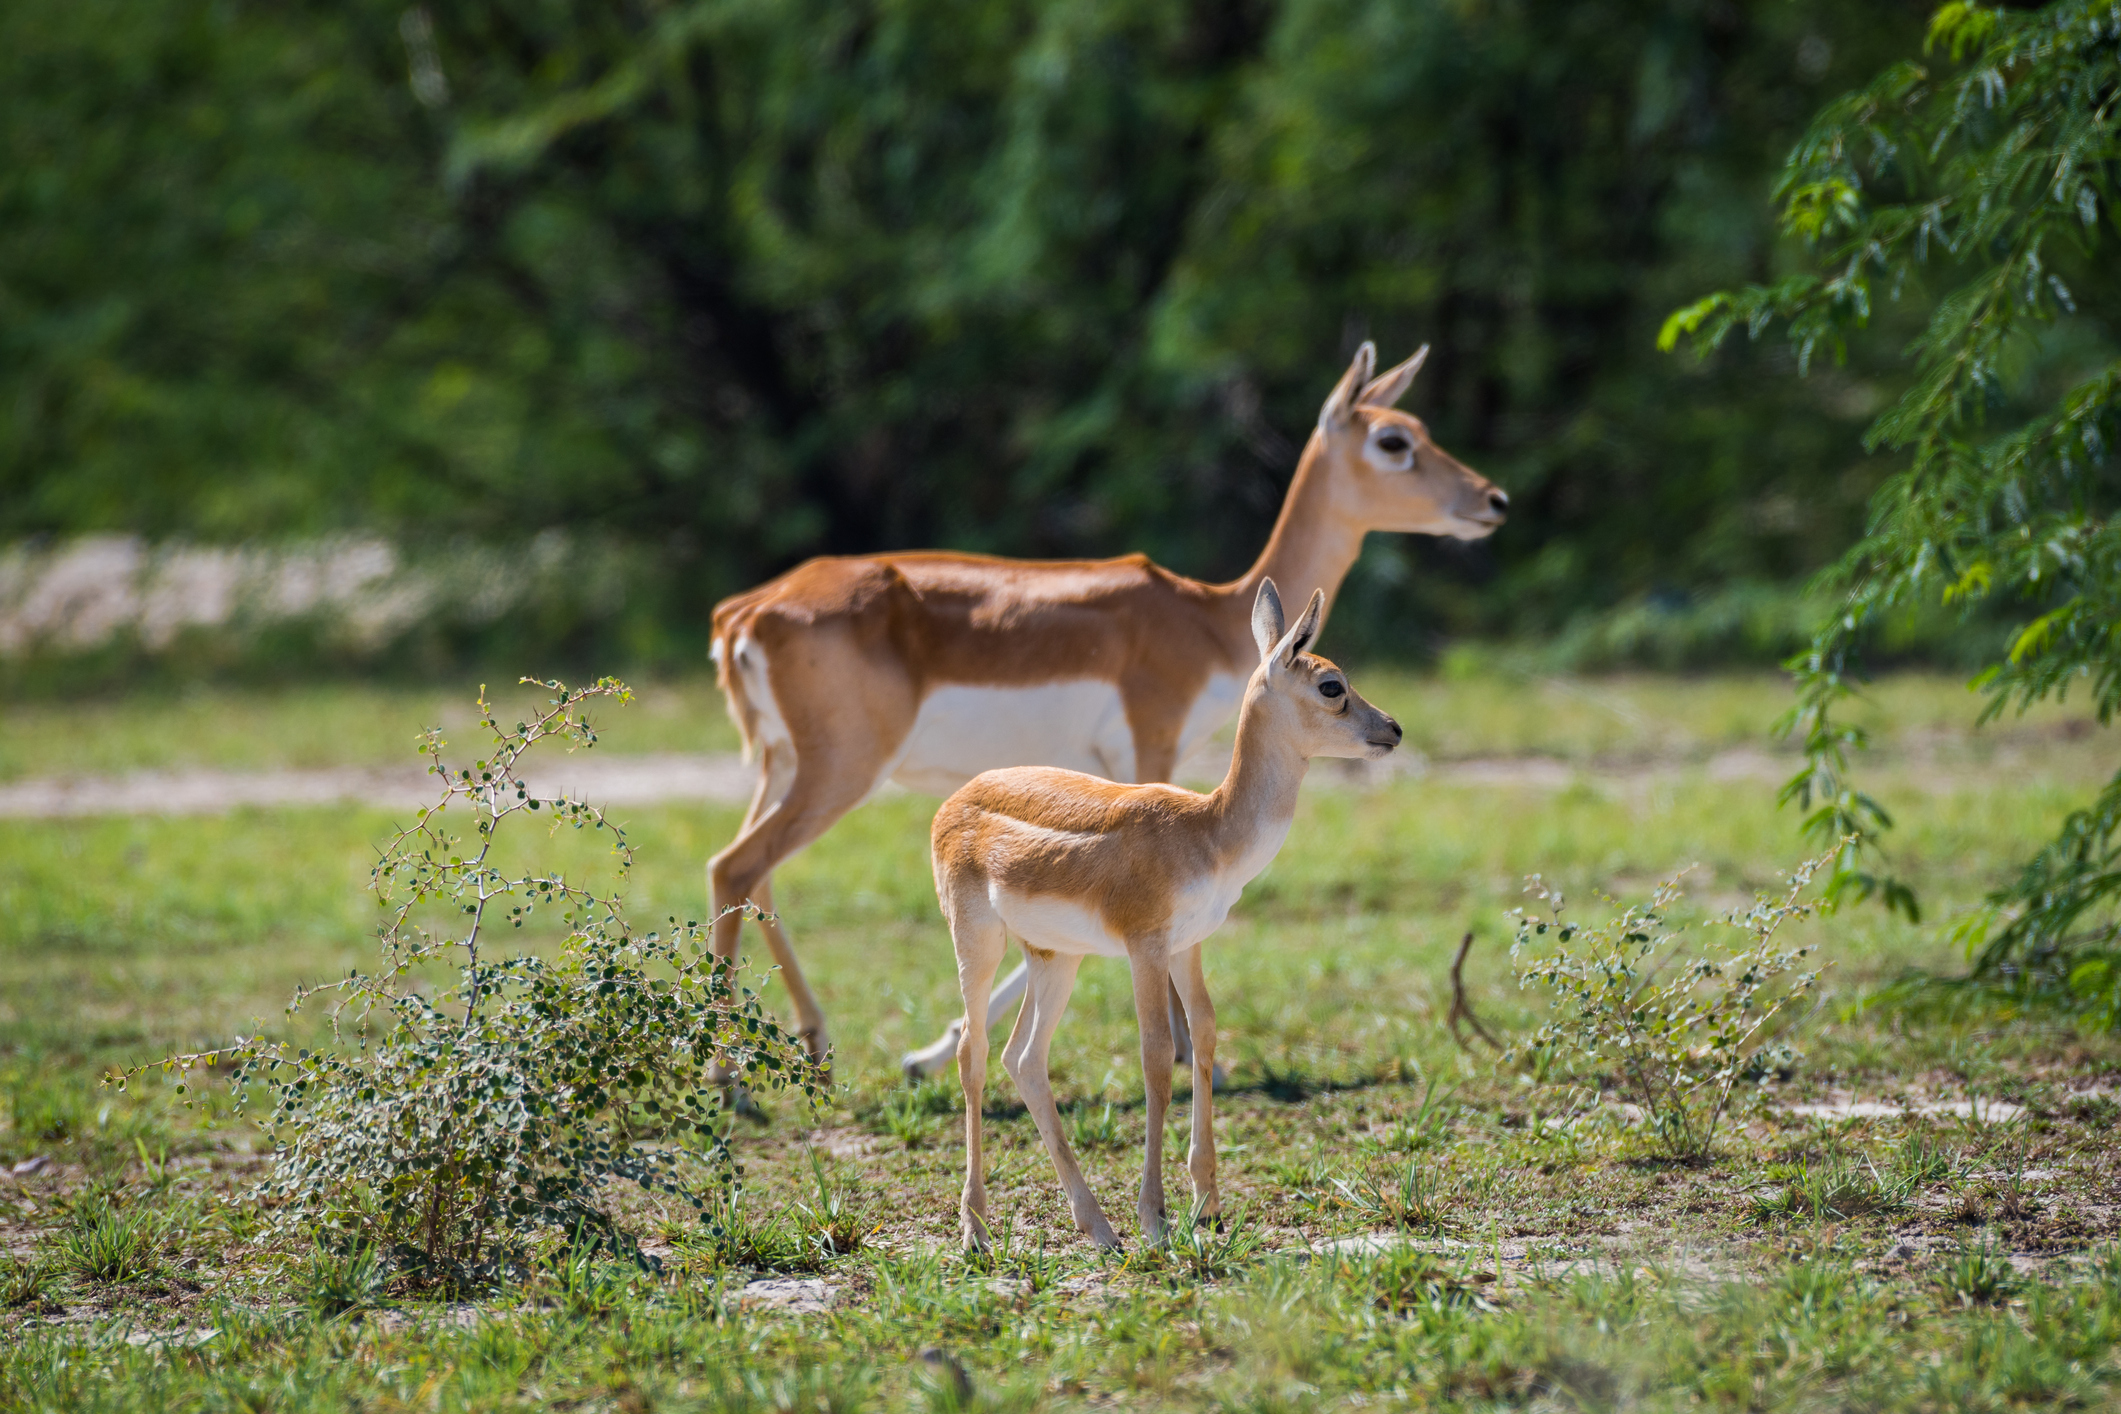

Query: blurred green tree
left=0, top=0, right=633, bottom=541
left=2, top=0, right=1950, bottom=663
left=1664, top=1, right=2120, bottom=1011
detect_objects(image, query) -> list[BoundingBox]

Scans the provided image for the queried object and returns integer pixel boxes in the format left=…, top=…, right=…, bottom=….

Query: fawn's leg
left=1003, top=948, right=1118, bottom=1248
left=1171, top=945, right=1220, bottom=1221
left=1128, top=948, right=1177, bottom=1244
left=948, top=891, right=1008, bottom=1252
left=1166, top=980, right=1228, bottom=1088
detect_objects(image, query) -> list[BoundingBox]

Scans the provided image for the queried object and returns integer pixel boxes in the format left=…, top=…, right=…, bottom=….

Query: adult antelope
left=709, top=342, right=1505, bottom=1071
left=937, top=579, right=1396, bottom=1249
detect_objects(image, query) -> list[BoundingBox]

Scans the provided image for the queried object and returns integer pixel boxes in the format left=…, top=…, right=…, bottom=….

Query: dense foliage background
left=1670, top=0, right=2120, bottom=999
left=3, top=0, right=2013, bottom=668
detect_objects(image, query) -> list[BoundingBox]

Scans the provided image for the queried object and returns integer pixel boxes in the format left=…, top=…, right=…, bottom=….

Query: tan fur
left=704, top=344, right=1503, bottom=1063
left=935, top=582, right=1399, bottom=1250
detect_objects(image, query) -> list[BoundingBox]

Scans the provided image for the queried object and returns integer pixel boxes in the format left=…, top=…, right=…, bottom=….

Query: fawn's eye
left=1319, top=680, right=1345, bottom=699
left=1376, top=434, right=1410, bottom=455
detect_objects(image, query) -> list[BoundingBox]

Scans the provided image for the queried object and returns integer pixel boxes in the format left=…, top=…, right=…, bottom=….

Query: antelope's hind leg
left=946, top=886, right=1009, bottom=1252
left=902, top=958, right=1029, bottom=1082
left=708, top=628, right=917, bottom=1065
left=1005, top=947, right=1119, bottom=1250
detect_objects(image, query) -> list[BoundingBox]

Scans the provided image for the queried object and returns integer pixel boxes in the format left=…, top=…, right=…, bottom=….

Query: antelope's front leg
left=1171, top=946, right=1220, bottom=1221
left=1127, top=948, right=1177, bottom=1243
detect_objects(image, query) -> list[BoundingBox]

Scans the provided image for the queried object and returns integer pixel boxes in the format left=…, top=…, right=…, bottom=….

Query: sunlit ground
left=2, top=669, right=2118, bottom=1410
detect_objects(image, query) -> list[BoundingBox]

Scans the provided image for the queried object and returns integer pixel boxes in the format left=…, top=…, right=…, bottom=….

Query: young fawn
left=930, top=578, right=1401, bottom=1249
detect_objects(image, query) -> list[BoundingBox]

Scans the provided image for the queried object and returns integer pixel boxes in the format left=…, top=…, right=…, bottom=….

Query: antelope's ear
left=1360, top=344, right=1429, bottom=409
left=1251, top=578, right=1286, bottom=661
left=1318, top=341, right=1376, bottom=432
left=1273, top=589, right=1326, bottom=667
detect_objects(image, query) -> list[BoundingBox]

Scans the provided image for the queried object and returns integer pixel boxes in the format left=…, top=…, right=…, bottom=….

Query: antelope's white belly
left=992, top=890, right=1134, bottom=959
left=991, top=859, right=1269, bottom=960
left=1177, top=671, right=1243, bottom=761
left=890, top=681, right=1137, bottom=796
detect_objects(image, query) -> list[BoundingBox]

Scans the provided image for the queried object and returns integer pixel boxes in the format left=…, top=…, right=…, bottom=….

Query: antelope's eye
left=1376, top=434, right=1410, bottom=455
left=1319, top=680, right=1345, bottom=699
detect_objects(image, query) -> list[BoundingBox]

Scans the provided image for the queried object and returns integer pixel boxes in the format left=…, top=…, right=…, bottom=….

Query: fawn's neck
left=1206, top=690, right=1310, bottom=869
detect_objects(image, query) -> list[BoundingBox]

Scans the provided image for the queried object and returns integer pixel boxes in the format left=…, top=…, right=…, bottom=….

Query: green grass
left=0, top=674, right=745, bottom=781
left=1, top=669, right=2120, bottom=1409
left=2, top=665, right=2102, bottom=782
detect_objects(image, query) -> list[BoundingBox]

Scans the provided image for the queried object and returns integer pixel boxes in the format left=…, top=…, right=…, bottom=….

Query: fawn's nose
left=1487, top=489, right=1510, bottom=516
left=1383, top=716, right=1403, bottom=743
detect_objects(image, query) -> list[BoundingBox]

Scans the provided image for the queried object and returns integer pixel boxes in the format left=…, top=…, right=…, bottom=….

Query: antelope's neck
left=1219, top=432, right=1367, bottom=646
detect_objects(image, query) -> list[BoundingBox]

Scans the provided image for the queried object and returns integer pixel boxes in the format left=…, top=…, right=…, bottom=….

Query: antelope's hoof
left=900, top=1021, right=966, bottom=1082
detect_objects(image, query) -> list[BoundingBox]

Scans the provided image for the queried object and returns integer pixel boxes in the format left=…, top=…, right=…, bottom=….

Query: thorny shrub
left=116, top=678, right=822, bottom=1283
left=1506, top=851, right=1833, bottom=1160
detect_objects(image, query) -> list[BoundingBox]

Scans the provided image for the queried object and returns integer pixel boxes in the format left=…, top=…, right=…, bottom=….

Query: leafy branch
left=1508, top=853, right=1835, bottom=1160
left=1663, top=2, right=2121, bottom=951
left=116, top=677, right=823, bottom=1284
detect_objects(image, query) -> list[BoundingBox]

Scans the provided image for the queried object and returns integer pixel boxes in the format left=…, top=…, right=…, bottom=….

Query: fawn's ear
left=1318, top=342, right=1376, bottom=432
left=1251, top=578, right=1286, bottom=661
left=1360, top=344, right=1429, bottom=409
left=1272, top=589, right=1326, bottom=667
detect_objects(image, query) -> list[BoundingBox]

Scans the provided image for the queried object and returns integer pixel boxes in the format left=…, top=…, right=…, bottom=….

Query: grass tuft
left=1066, top=1099, right=1125, bottom=1152
left=301, top=1241, right=388, bottom=1317
left=1347, top=1245, right=1492, bottom=1315
left=0, top=1254, right=55, bottom=1312
left=1332, top=1159, right=1445, bottom=1233
left=1158, top=1201, right=1265, bottom=1281
left=57, top=1194, right=166, bottom=1284
left=690, top=1165, right=870, bottom=1276
left=795, top=1148, right=873, bottom=1262
left=539, top=1244, right=637, bottom=1320
left=1751, top=1146, right=1904, bottom=1223
left=873, top=1080, right=956, bottom=1150
left=1942, top=1241, right=2022, bottom=1307
left=1889, top=1129, right=1956, bottom=1189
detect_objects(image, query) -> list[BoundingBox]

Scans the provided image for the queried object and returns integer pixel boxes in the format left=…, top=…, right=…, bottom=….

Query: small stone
left=916, top=1346, right=974, bottom=1405
left=122, top=1328, right=217, bottom=1349
left=10, top=1156, right=50, bottom=1177
left=735, top=1277, right=836, bottom=1314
